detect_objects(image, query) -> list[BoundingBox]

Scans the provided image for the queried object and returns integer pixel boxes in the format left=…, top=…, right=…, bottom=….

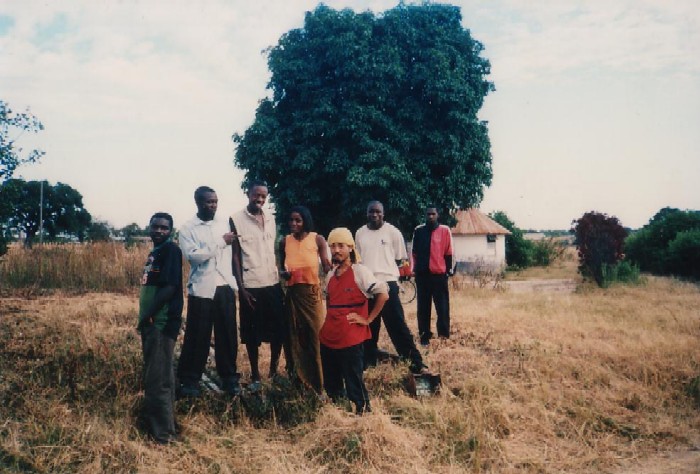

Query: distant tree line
left=0, top=178, right=150, bottom=255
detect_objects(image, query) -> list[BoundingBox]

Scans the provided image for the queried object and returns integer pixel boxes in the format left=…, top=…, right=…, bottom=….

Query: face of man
left=366, top=202, right=384, bottom=230
left=149, top=217, right=171, bottom=245
left=289, top=212, right=304, bottom=235
left=247, top=185, right=268, bottom=214
left=330, top=242, right=351, bottom=266
left=196, top=191, right=218, bottom=221
left=426, top=207, right=439, bottom=227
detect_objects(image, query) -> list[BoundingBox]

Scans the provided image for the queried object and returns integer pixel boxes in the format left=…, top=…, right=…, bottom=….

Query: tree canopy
left=1, top=100, right=45, bottom=181
left=625, top=207, right=700, bottom=278
left=0, top=179, right=92, bottom=246
left=234, top=3, right=493, bottom=237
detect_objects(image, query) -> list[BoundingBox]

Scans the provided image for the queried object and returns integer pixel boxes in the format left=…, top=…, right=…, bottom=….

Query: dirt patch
left=504, top=278, right=578, bottom=293
left=614, top=440, right=700, bottom=474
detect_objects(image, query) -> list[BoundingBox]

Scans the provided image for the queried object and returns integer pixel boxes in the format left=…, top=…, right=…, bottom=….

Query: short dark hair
left=246, top=180, right=268, bottom=194
left=367, top=200, right=383, bottom=212
left=150, top=212, right=173, bottom=230
left=289, top=205, right=314, bottom=232
left=194, top=186, right=215, bottom=203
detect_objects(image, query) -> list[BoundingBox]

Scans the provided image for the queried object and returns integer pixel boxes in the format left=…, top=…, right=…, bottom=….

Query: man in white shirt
left=177, top=186, right=241, bottom=397
left=355, top=201, right=427, bottom=374
left=230, top=181, right=290, bottom=392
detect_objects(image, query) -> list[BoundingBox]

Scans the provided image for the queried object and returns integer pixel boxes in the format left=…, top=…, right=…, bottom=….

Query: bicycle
left=398, top=275, right=416, bottom=305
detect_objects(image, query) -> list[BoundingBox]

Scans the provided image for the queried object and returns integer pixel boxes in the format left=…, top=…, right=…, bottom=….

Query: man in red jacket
left=411, top=207, right=454, bottom=346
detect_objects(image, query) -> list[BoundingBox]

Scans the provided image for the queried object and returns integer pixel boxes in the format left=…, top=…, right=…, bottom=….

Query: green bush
left=489, top=211, right=533, bottom=269
left=600, top=260, right=643, bottom=288
left=530, top=239, right=566, bottom=266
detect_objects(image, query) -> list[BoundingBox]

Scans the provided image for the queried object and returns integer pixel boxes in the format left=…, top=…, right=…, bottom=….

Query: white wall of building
left=453, top=234, right=507, bottom=269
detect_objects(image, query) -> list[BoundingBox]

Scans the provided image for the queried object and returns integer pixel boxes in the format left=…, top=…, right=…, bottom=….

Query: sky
left=1, top=0, right=699, bottom=231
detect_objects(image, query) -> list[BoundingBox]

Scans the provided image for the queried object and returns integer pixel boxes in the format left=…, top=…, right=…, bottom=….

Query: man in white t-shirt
left=355, top=201, right=427, bottom=373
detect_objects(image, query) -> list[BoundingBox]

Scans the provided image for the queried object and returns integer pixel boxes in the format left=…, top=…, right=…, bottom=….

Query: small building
left=451, top=208, right=511, bottom=273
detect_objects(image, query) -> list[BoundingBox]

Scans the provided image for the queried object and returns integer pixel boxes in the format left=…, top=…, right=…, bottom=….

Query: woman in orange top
left=279, top=205, right=331, bottom=393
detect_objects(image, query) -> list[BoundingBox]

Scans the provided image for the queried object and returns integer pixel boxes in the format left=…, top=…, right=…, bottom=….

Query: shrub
left=571, top=211, right=627, bottom=287
left=530, top=238, right=566, bottom=266
left=489, top=211, right=533, bottom=269
left=600, top=260, right=643, bottom=288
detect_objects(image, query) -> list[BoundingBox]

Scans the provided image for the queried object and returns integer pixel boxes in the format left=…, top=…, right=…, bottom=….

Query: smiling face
left=246, top=185, right=268, bottom=214
left=196, top=191, right=218, bottom=221
left=149, top=217, right=171, bottom=245
left=289, top=211, right=304, bottom=235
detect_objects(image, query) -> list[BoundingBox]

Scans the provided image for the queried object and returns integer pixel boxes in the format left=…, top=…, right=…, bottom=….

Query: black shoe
left=178, top=383, right=201, bottom=398
left=221, top=378, right=242, bottom=397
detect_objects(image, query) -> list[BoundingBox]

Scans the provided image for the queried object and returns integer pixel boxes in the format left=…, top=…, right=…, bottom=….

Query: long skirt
left=285, top=283, right=324, bottom=393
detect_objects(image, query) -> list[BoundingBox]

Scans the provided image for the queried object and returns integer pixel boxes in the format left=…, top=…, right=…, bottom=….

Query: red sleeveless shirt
left=319, top=267, right=371, bottom=349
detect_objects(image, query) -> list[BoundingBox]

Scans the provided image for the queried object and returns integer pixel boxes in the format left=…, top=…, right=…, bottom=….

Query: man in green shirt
left=138, top=212, right=183, bottom=444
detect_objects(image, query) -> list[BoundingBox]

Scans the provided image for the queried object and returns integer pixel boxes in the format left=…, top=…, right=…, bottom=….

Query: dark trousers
left=177, top=286, right=238, bottom=386
left=365, top=281, right=424, bottom=371
left=415, top=273, right=450, bottom=344
left=321, top=343, right=370, bottom=414
left=141, top=325, right=176, bottom=443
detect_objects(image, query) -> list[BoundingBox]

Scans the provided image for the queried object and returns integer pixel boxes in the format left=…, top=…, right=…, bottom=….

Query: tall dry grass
left=1, top=246, right=699, bottom=472
left=0, top=242, right=150, bottom=292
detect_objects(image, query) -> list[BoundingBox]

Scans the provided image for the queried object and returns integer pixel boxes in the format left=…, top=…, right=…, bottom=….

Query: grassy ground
left=1, top=246, right=699, bottom=473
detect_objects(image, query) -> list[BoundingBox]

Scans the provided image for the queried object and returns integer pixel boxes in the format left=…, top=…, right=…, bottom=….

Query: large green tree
left=0, top=179, right=92, bottom=246
left=234, top=3, right=493, bottom=236
left=1, top=100, right=45, bottom=181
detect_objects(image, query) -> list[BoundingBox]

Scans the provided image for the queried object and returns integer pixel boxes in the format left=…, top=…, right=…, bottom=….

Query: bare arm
left=279, top=237, right=291, bottom=280
left=347, top=291, right=388, bottom=326
left=316, top=234, right=332, bottom=274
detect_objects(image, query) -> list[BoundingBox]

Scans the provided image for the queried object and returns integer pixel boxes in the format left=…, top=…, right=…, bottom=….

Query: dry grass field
left=1, top=244, right=699, bottom=473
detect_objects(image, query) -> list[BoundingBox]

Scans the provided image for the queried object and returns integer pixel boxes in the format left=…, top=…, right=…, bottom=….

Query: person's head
left=289, top=205, right=314, bottom=235
left=327, top=227, right=358, bottom=265
left=425, top=206, right=439, bottom=227
left=194, top=186, right=217, bottom=221
left=246, top=180, right=268, bottom=214
left=366, top=200, right=384, bottom=229
left=149, top=212, right=173, bottom=245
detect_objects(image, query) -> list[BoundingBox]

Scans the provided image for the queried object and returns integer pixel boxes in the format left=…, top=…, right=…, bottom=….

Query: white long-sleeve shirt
left=179, top=216, right=238, bottom=298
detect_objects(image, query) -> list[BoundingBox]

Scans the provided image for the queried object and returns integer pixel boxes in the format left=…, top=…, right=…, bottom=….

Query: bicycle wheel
left=398, top=279, right=417, bottom=305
